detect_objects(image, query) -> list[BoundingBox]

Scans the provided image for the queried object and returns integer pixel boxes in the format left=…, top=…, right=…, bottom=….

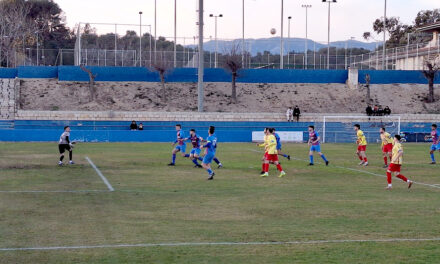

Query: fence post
left=416, top=43, right=419, bottom=70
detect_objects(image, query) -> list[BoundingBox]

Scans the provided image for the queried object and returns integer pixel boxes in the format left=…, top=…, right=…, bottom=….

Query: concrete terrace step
left=14, top=110, right=440, bottom=123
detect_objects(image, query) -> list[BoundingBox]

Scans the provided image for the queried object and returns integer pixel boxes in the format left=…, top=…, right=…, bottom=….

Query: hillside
left=17, top=80, right=440, bottom=114
left=187, top=38, right=381, bottom=56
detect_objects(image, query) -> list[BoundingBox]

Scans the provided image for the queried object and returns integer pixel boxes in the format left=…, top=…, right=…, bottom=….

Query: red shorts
left=264, top=152, right=269, bottom=159
left=357, top=145, right=367, bottom=152
left=382, top=143, right=393, bottom=153
left=266, top=154, right=279, bottom=162
left=388, top=163, right=401, bottom=172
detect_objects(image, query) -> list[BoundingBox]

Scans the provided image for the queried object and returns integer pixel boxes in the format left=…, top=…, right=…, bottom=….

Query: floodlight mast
left=197, top=0, right=204, bottom=112
left=322, top=0, right=337, bottom=70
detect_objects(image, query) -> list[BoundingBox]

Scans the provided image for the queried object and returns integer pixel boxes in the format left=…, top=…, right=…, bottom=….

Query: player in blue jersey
left=200, top=126, right=217, bottom=180
left=168, top=124, right=190, bottom=166
left=187, top=129, right=204, bottom=168
left=273, top=128, right=291, bottom=160
left=308, top=125, right=329, bottom=166
left=428, top=124, right=440, bottom=164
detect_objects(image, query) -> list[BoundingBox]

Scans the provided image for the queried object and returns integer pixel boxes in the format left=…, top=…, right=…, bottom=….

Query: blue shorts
left=310, top=145, right=321, bottom=152
left=431, top=144, right=440, bottom=151
left=203, top=153, right=215, bottom=164
left=276, top=144, right=282, bottom=150
left=190, top=148, right=201, bottom=156
left=175, top=144, right=186, bottom=153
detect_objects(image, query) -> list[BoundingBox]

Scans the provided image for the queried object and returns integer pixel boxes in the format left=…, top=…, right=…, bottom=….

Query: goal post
left=321, top=115, right=401, bottom=143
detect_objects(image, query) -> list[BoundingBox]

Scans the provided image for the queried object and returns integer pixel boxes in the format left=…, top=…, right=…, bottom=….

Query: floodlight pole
left=287, top=16, right=292, bottom=68
left=197, top=0, right=204, bottom=112
left=209, top=14, right=222, bottom=68
left=280, top=0, right=284, bottom=69
left=115, top=24, right=117, bottom=66
left=174, top=0, right=177, bottom=67
left=139, top=11, right=143, bottom=67
left=242, top=0, right=245, bottom=68
left=382, top=0, right=387, bottom=70
left=302, top=5, right=311, bottom=68
left=323, top=0, right=336, bottom=70
left=154, top=0, right=157, bottom=62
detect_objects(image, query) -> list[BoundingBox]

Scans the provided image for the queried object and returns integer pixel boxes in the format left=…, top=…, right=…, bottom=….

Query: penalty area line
left=247, top=149, right=440, bottom=190
left=85, top=157, right=114, bottom=192
left=1, top=237, right=440, bottom=251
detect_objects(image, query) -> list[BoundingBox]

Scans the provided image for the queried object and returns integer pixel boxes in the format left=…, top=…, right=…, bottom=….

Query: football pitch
left=0, top=142, right=440, bottom=263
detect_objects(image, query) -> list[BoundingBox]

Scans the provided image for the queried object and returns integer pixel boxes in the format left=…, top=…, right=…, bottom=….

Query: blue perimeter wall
left=0, top=120, right=433, bottom=143
left=0, top=66, right=438, bottom=84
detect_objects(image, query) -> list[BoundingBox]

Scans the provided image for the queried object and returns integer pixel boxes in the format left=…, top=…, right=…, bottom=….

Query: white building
left=395, top=22, right=440, bottom=70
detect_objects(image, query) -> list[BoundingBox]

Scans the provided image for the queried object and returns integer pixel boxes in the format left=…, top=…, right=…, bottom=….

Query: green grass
left=0, top=142, right=439, bottom=264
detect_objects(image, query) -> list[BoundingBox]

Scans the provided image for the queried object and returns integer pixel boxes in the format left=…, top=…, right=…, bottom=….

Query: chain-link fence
left=3, top=35, right=439, bottom=70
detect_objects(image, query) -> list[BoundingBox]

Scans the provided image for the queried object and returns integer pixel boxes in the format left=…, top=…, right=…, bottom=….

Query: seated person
left=138, top=123, right=144, bottom=131
left=366, top=105, right=373, bottom=116
left=383, top=106, right=391, bottom=115
left=130, top=120, right=138, bottom=130
left=377, top=106, right=384, bottom=116
left=373, top=105, right=379, bottom=116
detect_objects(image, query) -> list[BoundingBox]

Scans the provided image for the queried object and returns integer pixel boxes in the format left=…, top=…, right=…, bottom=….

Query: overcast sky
left=56, top=0, right=439, bottom=44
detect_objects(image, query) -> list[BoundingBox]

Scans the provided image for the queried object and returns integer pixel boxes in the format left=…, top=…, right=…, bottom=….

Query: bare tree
left=151, top=51, right=174, bottom=101
left=422, top=61, right=439, bottom=103
left=80, top=64, right=97, bottom=102
left=364, top=74, right=371, bottom=104
left=223, top=42, right=243, bottom=103
left=0, top=0, right=35, bottom=67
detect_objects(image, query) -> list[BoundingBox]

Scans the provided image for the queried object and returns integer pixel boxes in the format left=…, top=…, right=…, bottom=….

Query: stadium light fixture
left=209, top=14, right=223, bottom=68
left=322, top=0, right=337, bottom=70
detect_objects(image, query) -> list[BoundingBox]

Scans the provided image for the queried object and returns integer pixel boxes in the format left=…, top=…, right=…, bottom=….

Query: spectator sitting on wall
left=366, top=105, right=373, bottom=116
left=384, top=106, right=391, bottom=115
left=373, top=105, right=379, bottom=116
left=377, top=106, right=384, bottom=116
left=293, top=106, right=301, bottom=122
left=130, top=120, right=138, bottom=130
left=286, top=107, right=293, bottom=122
left=138, top=123, right=144, bottom=131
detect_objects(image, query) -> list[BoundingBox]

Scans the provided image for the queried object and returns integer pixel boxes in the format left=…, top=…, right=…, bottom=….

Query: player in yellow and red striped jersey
left=386, top=135, right=413, bottom=190
left=354, top=124, right=368, bottom=166
left=258, top=128, right=286, bottom=178
left=380, top=127, right=394, bottom=168
left=258, top=128, right=270, bottom=174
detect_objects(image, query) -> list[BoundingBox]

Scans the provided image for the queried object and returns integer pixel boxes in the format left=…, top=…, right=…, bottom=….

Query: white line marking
left=1, top=237, right=440, bottom=251
left=247, top=149, right=440, bottom=190
left=0, top=190, right=108, bottom=194
left=85, top=157, right=114, bottom=192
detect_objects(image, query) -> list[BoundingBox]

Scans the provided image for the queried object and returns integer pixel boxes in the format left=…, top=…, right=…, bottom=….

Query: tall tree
left=0, top=0, right=35, bottom=66
left=223, top=42, right=242, bottom=103
left=422, top=61, right=439, bottom=103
